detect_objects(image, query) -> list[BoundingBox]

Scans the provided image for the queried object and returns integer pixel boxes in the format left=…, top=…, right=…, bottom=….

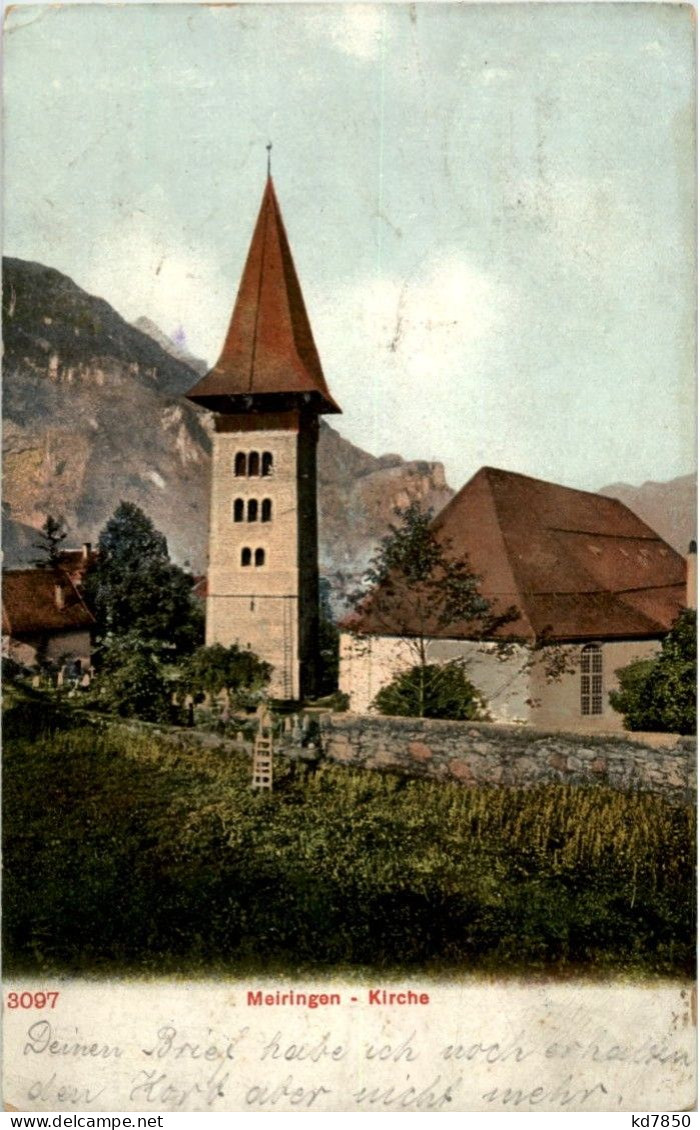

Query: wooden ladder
left=252, top=704, right=274, bottom=790
left=281, top=597, right=294, bottom=699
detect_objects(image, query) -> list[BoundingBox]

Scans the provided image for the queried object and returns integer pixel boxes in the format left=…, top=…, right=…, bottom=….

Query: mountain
left=3, top=257, right=213, bottom=569
left=9, top=257, right=690, bottom=611
left=2, top=258, right=454, bottom=600
left=133, top=316, right=208, bottom=377
left=599, top=475, right=696, bottom=557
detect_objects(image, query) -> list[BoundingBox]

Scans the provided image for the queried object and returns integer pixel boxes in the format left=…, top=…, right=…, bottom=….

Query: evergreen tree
left=32, top=515, right=67, bottom=569
left=373, top=662, right=487, bottom=720
left=83, top=502, right=203, bottom=658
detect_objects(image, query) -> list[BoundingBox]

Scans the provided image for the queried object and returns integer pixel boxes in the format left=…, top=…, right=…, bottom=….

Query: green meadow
left=3, top=690, right=695, bottom=978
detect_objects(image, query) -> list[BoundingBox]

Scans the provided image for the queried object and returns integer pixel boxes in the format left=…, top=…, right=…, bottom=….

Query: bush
left=176, top=643, right=271, bottom=713
left=373, top=662, right=487, bottom=720
left=610, top=610, right=696, bottom=734
left=89, top=634, right=171, bottom=722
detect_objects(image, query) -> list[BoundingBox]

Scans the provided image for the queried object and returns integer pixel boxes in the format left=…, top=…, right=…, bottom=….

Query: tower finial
left=266, top=141, right=272, bottom=178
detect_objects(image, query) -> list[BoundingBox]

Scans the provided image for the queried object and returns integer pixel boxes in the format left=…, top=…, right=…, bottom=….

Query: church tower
left=186, top=175, right=341, bottom=700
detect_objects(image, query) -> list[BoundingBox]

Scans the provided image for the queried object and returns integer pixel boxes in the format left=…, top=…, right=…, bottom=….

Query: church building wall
left=529, top=639, right=662, bottom=732
left=339, top=632, right=664, bottom=732
left=339, top=632, right=532, bottom=722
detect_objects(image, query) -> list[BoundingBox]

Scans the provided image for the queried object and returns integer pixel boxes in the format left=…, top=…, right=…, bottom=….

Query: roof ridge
left=479, top=464, right=636, bottom=507
left=248, top=178, right=272, bottom=392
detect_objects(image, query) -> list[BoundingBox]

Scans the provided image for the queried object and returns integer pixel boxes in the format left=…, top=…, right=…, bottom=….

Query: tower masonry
left=186, top=176, right=341, bottom=700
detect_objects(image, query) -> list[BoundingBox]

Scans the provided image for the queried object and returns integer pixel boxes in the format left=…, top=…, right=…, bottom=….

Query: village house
left=2, top=565, right=95, bottom=678
left=339, top=466, right=693, bottom=732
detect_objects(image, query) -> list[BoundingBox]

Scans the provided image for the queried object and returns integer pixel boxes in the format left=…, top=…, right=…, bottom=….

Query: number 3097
left=6, top=992, right=59, bottom=1009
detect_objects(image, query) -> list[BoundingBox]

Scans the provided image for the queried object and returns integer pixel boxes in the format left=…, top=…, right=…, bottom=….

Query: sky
left=3, top=2, right=696, bottom=493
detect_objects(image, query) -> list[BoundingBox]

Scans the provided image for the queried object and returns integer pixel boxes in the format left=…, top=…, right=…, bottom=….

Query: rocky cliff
left=3, top=257, right=212, bottom=569
left=2, top=258, right=454, bottom=602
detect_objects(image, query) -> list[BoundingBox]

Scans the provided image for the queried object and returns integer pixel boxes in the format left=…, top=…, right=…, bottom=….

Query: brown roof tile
left=350, top=467, right=688, bottom=642
left=2, top=569, right=95, bottom=635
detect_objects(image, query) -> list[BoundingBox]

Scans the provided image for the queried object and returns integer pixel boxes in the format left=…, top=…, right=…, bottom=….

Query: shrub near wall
left=319, top=714, right=696, bottom=802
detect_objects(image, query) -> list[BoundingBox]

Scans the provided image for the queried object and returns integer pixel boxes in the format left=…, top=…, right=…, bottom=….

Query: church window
left=581, top=644, right=603, bottom=715
left=261, top=498, right=272, bottom=522
left=247, top=499, right=258, bottom=522
left=234, top=452, right=246, bottom=477
left=248, top=451, right=260, bottom=477
left=241, top=547, right=252, bottom=567
left=233, top=498, right=244, bottom=522
left=262, top=451, right=273, bottom=477
left=254, top=548, right=266, bottom=567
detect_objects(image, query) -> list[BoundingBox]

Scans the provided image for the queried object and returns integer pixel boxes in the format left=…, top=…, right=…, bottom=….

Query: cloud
left=305, top=5, right=387, bottom=62
left=314, top=256, right=502, bottom=385
left=307, top=256, right=510, bottom=465
left=477, top=66, right=511, bottom=85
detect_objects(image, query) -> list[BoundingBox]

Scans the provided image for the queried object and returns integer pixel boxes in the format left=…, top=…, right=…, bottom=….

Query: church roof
left=347, top=467, right=688, bottom=643
left=186, top=177, right=340, bottom=414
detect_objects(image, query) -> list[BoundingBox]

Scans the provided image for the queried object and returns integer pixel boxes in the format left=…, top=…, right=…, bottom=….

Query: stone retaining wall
left=84, top=710, right=696, bottom=803
left=318, top=714, right=696, bottom=802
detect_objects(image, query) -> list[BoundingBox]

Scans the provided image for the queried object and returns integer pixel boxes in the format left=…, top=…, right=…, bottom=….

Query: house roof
left=2, top=568, right=95, bottom=635
left=347, top=466, right=688, bottom=643
left=185, top=177, right=340, bottom=415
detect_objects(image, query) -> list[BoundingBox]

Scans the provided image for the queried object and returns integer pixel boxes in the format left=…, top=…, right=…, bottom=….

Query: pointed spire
left=186, top=177, right=340, bottom=414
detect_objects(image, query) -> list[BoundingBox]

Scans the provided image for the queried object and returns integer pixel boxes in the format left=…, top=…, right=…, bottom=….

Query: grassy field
left=2, top=696, right=695, bottom=977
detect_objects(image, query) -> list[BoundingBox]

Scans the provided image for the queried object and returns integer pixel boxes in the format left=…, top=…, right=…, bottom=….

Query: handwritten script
left=4, top=982, right=695, bottom=1112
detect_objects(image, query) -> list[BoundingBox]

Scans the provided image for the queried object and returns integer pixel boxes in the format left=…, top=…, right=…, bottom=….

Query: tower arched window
left=581, top=644, right=603, bottom=715
left=248, top=451, right=260, bottom=477
left=261, top=498, right=272, bottom=523
left=247, top=498, right=258, bottom=522
left=240, top=547, right=252, bottom=567
left=262, top=451, right=273, bottom=477
left=234, top=452, right=246, bottom=477
left=233, top=498, right=244, bottom=522
left=254, top=548, right=266, bottom=567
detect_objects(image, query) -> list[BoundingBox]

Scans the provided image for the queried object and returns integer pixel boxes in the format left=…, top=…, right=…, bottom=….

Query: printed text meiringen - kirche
left=246, top=989, right=431, bottom=1008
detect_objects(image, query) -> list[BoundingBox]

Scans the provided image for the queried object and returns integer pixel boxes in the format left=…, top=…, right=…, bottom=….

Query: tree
left=177, top=643, right=272, bottom=711
left=317, top=577, right=340, bottom=697
left=349, top=502, right=517, bottom=717
left=32, top=515, right=67, bottom=569
left=83, top=502, right=203, bottom=657
left=89, top=633, right=172, bottom=722
left=610, top=609, right=696, bottom=734
left=373, top=663, right=487, bottom=721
